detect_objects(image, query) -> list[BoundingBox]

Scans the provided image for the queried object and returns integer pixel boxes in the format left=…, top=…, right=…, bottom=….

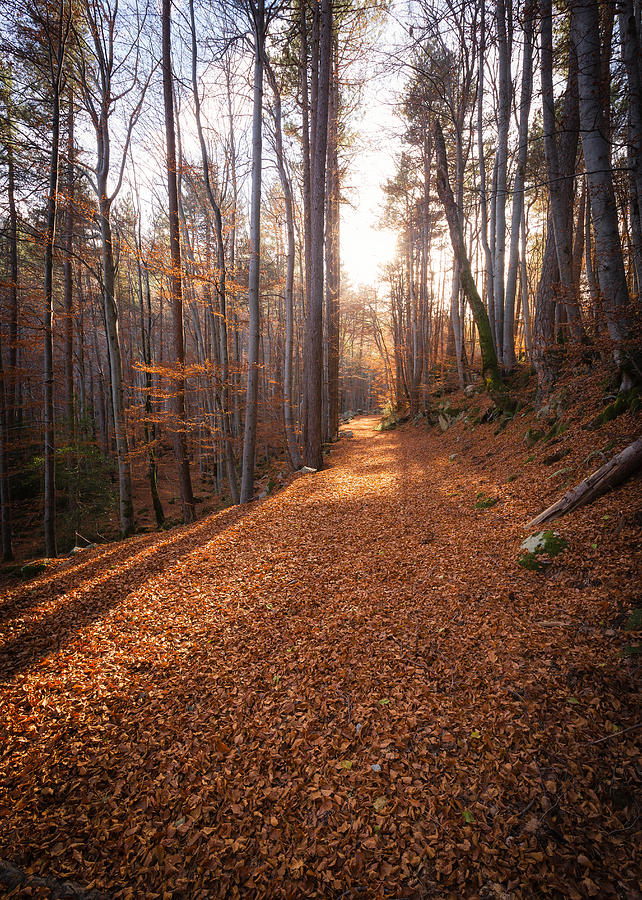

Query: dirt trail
left=1, top=417, right=640, bottom=898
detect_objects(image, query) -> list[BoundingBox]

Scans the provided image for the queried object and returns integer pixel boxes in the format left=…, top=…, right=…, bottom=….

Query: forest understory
left=0, top=366, right=640, bottom=899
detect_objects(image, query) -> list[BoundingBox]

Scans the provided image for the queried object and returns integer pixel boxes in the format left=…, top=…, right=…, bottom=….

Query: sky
left=340, top=80, right=400, bottom=289
left=339, top=7, right=408, bottom=290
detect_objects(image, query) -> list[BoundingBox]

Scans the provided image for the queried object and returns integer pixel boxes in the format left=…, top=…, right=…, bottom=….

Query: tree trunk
left=43, top=21, right=66, bottom=559
left=240, top=0, right=265, bottom=502
left=266, top=61, right=302, bottom=468
left=98, top=190, right=134, bottom=535
left=540, top=0, right=584, bottom=340
left=189, top=0, right=239, bottom=504
left=477, top=0, right=495, bottom=332
left=433, top=119, right=503, bottom=394
left=63, top=91, right=75, bottom=439
left=503, top=11, right=533, bottom=369
left=532, top=53, right=581, bottom=392
left=1, top=74, right=19, bottom=433
left=303, top=0, right=332, bottom=469
left=325, top=34, right=340, bottom=443
left=570, top=0, right=641, bottom=384
left=526, top=435, right=642, bottom=528
left=162, top=0, right=196, bottom=523
left=0, top=329, right=13, bottom=561
left=493, top=0, right=511, bottom=361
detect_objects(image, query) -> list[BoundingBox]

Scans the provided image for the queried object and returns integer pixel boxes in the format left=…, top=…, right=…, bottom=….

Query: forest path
left=1, top=417, right=639, bottom=897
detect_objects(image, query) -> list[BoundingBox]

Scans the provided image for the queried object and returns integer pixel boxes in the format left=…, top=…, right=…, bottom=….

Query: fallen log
left=526, top=434, right=642, bottom=529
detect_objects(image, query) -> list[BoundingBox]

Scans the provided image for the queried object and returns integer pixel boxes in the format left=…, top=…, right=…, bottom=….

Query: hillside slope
left=1, top=408, right=640, bottom=898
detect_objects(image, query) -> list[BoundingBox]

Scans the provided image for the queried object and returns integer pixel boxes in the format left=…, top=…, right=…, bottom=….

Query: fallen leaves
left=0, top=414, right=640, bottom=898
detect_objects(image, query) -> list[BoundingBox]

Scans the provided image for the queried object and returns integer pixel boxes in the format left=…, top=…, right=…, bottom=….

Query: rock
left=518, top=530, right=568, bottom=571
left=341, top=430, right=354, bottom=439
left=20, top=560, right=48, bottom=578
left=371, top=763, right=382, bottom=773
left=297, top=466, right=317, bottom=474
left=464, top=384, right=476, bottom=397
left=68, top=543, right=97, bottom=557
left=520, top=530, right=567, bottom=555
left=258, top=490, right=268, bottom=499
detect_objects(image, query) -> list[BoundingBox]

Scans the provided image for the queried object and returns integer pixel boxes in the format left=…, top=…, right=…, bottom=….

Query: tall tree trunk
left=532, top=45, right=581, bottom=392
left=1, top=74, right=19, bottom=434
left=63, top=90, right=75, bottom=439
left=477, top=0, right=495, bottom=330
left=240, top=0, right=265, bottom=502
left=503, top=11, right=533, bottom=369
left=540, top=0, right=584, bottom=339
left=325, top=34, right=340, bottom=443
left=162, top=0, right=196, bottom=523
left=266, top=61, right=302, bottom=468
left=189, top=0, right=239, bottom=503
left=520, top=204, right=533, bottom=358
left=0, top=327, right=12, bottom=561
left=98, top=189, right=134, bottom=535
left=43, top=6, right=68, bottom=559
left=433, top=119, right=503, bottom=394
left=303, top=0, right=332, bottom=469
left=570, top=0, right=641, bottom=384
left=493, top=0, right=511, bottom=361
left=619, top=0, right=642, bottom=296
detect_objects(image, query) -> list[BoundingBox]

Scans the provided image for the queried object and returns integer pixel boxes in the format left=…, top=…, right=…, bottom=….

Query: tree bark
left=1, top=72, right=19, bottom=433
left=540, top=0, right=584, bottom=339
left=303, top=0, right=332, bottom=469
left=266, top=62, right=302, bottom=469
left=493, top=0, right=511, bottom=361
left=477, top=0, right=495, bottom=334
left=526, top=435, right=642, bottom=528
left=570, top=0, right=641, bottom=384
left=63, top=89, right=75, bottom=439
left=503, top=11, right=533, bottom=370
left=162, top=0, right=196, bottom=524
left=43, top=1, right=68, bottom=559
left=433, top=119, right=502, bottom=394
left=325, top=33, right=340, bottom=443
left=0, top=327, right=13, bottom=561
left=189, top=0, right=238, bottom=505
left=240, top=0, right=265, bottom=502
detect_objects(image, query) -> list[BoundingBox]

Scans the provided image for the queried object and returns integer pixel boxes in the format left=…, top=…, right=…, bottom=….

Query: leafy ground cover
left=0, top=401, right=640, bottom=898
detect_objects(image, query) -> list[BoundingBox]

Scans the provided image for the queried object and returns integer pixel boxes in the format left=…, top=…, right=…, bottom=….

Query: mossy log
left=526, top=435, right=642, bottom=528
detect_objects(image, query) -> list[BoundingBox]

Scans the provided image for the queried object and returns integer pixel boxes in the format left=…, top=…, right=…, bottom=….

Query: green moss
left=524, top=428, right=544, bottom=448
left=544, top=421, right=569, bottom=442
left=20, top=560, right=48, bottom=578
left=475, top=495, right=500, bottom=509
left=549, top=466, right=573, bottom=479
left=518, top=530, right=568, bottom=572
left=625, top=608, right=642, bottom=632
left=589, top=389, right=639, bottom=429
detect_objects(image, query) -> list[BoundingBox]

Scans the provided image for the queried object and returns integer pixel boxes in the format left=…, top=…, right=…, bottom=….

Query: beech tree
left=162, top=0, right=196, bottom=522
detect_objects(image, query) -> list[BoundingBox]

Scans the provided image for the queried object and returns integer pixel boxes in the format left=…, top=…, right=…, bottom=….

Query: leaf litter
left=0, top=413, right=640, bottom=898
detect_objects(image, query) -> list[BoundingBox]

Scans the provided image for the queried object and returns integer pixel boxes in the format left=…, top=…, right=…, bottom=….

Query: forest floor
left=0, top=389, right=641, bottom=899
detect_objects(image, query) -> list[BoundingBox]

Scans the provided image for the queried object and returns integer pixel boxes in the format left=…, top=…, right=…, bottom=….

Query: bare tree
left=240, top=0, right=266, bottom=502
left=42, top=0, right=71, bottom=557
left=303, top=0, right=332, bottom=469
left=74, top=0, right=153, bottom=535
left=570, top=0, right=641, bottom=386
left=162, top=0, right=196, bottom=523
